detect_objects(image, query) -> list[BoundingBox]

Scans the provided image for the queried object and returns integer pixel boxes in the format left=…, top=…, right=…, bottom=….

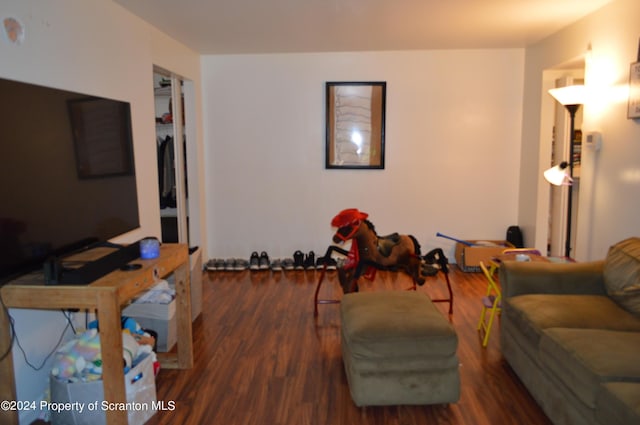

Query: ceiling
left=113, top=0, right=613, bottom=54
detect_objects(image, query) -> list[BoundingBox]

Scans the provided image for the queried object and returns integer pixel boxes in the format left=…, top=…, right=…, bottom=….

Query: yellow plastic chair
left=477, top=260, right=501, bottom=348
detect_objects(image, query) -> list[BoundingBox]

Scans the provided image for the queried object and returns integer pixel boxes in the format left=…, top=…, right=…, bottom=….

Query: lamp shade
left=548, top=84, right=586, bottom=106
left=544, top=162, right=573, bottom=186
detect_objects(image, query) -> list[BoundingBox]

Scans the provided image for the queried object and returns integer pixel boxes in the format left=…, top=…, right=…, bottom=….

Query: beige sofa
left=499, top=237, right=640, bottom=425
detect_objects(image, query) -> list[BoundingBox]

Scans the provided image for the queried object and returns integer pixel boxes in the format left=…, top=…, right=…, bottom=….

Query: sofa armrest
left=499, top=260, right=606, bottom=298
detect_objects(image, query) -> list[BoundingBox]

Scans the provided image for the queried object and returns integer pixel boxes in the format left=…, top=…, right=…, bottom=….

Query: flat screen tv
left=0, top=77, right=140, bottom=285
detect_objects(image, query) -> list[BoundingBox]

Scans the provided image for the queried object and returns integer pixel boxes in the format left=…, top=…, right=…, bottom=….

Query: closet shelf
left=154, top=86, right=172, bottom=96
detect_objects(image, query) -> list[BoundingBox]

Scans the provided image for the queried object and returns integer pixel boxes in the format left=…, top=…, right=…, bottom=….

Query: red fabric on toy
left=331, top=208, right=369, bottom=228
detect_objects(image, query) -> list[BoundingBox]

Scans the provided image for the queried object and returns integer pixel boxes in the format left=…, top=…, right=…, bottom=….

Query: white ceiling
left=114, top=0, right=613, bottom=54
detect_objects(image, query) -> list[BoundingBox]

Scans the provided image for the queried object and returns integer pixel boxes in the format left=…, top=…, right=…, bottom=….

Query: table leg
left=97, top=290, right=128, bottom=425
left=174, top=262, right=193, bottom=369
left=0, top=305, right=18, bottom=425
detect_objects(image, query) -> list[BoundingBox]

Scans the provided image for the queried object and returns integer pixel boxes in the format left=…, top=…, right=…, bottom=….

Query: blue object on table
left=140, top=238, right=160, bottom=259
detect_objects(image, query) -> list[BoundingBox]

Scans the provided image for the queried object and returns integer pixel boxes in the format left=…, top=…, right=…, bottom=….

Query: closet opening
left=153, top=67, right=188, bottom=244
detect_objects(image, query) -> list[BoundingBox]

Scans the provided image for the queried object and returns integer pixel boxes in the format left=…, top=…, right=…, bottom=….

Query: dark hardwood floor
left=147, top=265, right=551, bottom=425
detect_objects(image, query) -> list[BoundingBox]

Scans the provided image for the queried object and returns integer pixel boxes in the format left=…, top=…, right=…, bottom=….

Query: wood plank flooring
left=147, top=266, right=551, bottom=425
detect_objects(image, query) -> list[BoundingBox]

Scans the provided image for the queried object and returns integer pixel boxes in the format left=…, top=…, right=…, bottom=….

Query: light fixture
left=548, top=85, right=587, bottom=106
left=544, top=161, right=573, bottom=186
left=547, top=84, right=585, bottom=258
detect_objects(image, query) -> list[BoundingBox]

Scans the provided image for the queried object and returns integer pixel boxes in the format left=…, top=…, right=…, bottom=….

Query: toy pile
left=50, top=317, right=158, bottom=383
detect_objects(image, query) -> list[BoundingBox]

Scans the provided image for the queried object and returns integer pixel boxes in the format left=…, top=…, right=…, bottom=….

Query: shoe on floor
left=281, top=258, right=295, bottom=271
left=304, top=251, right=316, bottom=270
left=218, top=259, right=228, bottom=270
left=293, top=250, right=305, bottom=270
left=270, top=258, right=283, bottom=271
left=259, top=251, right=270, bottom=270
left=249, top=252, right=260, bottom=270
left=234, top=258, right=249, bottom=271
left=224, top=258, right=236, bottom=271
left=316, top=256, right=337, bottom=270
left=204, top=258, right=218, bottom=271
left=205, top=258, right=219, bottom=271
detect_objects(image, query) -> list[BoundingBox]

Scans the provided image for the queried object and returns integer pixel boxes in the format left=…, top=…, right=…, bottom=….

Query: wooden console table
left=0, top=243, right=194, bottom=425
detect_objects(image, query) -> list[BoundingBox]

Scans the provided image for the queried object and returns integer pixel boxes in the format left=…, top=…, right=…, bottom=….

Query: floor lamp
left=546, top=84, right=585, bottom=259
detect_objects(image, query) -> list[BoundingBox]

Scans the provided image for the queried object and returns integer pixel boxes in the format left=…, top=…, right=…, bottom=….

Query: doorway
left=153, top=67, right=188, bottom=244
left=547, top=68, right=584, bottom=258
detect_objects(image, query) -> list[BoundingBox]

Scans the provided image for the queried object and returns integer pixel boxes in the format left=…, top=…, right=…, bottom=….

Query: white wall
left=520, top=0, right=640, bottom=260
left=0, top=1, right=202, bottom=423
left=202, top=49, right=525, bottom=260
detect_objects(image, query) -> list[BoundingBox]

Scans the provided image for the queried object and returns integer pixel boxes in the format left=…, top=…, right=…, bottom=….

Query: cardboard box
left=454, top=240, right=514, bottom=272
left=124, top=298, right=177, bottom=352
left=50, top=353, right=157, bottom=425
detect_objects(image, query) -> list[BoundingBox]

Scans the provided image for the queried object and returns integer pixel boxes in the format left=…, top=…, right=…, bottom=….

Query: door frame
left=153, top=66, right=198, bottom=246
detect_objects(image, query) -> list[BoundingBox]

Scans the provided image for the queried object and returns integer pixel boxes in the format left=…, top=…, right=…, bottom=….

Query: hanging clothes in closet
left=157, top=135, right=176, bottom=209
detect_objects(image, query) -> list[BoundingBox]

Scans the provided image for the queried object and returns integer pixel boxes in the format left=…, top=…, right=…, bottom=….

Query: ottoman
left=340, top=291, right=460, bottom=406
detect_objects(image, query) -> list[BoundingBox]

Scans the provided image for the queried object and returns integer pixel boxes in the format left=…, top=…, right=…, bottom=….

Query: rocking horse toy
left=313, top=208, right=454, bottom=316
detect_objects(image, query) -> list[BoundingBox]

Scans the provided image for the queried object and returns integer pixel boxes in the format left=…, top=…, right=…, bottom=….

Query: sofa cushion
left=596, top=382, right=640, bottom=425
left=604, top=237, right=640, bottom=316
left=504, top=294, right=640, bottom=349
left=539, top=328, right=640, bottom=408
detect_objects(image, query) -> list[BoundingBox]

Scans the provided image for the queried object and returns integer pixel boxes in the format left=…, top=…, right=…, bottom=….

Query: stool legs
left=430, top=272, right=453, bottom=315
left=313, top=264, right=340, bottom=317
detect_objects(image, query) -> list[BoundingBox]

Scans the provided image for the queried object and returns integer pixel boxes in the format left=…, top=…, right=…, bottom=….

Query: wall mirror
left=325, top=81, right=386, bottom=169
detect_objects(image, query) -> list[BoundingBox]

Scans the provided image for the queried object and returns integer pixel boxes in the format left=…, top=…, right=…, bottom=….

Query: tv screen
left=0, top=77, right=140, bottom=284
